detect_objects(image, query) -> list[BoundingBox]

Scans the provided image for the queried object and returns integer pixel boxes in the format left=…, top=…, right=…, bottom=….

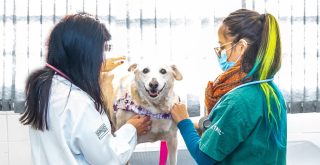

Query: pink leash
left=159, top=140, right=168, bottom=165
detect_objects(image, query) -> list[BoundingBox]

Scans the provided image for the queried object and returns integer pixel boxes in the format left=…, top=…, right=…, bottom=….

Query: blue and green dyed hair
left=223, top=9, right=287, bottom=149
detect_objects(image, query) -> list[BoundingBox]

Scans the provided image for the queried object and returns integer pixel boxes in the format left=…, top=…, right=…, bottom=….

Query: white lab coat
left=29, top=75, right=137, bottom=165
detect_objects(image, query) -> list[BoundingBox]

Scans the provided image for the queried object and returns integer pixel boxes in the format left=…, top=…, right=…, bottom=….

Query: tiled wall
left=0, top=112, right=32, bottom=165
left=0, top=111, right=320, bottom=165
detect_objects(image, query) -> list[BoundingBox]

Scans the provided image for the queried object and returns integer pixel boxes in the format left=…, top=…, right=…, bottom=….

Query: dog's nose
left=149, top=81, right=158, bottom=89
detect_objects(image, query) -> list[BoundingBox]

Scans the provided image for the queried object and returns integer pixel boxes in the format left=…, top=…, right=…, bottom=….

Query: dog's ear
left=171, top=65, right=183, bottom=81
left=128, top=63, right=138, bottom=72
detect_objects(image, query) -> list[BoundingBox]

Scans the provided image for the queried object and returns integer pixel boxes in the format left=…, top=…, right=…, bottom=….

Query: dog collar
left=113, top=93, right=172, bottom=119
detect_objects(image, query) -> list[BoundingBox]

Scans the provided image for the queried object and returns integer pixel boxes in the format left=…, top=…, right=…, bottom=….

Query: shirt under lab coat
left=29, top=74, right=137, bottom=165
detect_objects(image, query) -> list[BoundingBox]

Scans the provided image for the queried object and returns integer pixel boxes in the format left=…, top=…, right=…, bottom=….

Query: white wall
left=0, top=112, right=32, bottom=165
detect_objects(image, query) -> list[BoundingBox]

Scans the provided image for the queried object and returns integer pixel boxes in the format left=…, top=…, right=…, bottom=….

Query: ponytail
left=20, top=68, right=54, bottom=131
left=248, top=14, right=286, bottom=149
left=224, top=9, right=286, bottom=149
left=247, top=13, right=281, bottom=79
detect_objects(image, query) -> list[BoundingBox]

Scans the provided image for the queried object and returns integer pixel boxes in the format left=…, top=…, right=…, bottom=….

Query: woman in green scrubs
left=171, top=9, right=287, bottom=165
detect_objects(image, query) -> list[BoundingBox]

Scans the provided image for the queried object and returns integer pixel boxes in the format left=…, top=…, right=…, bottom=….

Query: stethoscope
left=198, top=78, right=274, bottom=131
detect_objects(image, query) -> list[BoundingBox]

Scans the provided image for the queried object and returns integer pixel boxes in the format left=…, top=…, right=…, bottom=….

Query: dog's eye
left=142, top=68, right=149, bottom=74
left=160, top=69, right=167, bottom=74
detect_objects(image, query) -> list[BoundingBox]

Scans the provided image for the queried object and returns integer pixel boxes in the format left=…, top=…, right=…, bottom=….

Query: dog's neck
left=113, top=92, right=173, bottom=119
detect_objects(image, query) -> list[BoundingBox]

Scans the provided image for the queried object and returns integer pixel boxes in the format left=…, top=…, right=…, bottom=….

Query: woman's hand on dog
left=101, top=56, right=126, bottom=72
left=127, top=115, right=152, bottom=136
left=171, top=102, right=189, bottom=124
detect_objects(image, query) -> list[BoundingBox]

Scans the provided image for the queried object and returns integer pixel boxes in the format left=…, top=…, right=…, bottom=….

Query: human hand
left=101, top=56, right=126, bottom=72
left=127, top=115, right=152, bottom=136
left=171, top=102, right=189, bottom=124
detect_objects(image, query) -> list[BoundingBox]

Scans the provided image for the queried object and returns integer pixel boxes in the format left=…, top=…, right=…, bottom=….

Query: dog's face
left=128, top=63, right=182, bottom=101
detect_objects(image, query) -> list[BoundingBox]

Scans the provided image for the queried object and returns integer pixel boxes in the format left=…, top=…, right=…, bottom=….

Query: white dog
left=110, top=62, right=183, bottom=165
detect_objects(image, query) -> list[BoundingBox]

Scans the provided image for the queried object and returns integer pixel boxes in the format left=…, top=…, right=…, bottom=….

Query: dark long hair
left=223, top=9, right=286, bottom=149
left=20, top=13, right=111, bottom=131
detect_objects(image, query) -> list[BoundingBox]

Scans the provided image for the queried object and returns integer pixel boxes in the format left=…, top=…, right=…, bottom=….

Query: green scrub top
left=199, top=84, right=287, bottom=165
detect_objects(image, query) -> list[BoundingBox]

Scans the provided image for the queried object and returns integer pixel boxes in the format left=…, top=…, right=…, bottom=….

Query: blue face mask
left=218, top=50, right=235, bottom=71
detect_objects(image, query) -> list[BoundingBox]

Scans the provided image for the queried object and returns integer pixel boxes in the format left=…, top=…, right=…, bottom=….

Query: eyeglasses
left=214, top=42, right=234, bottom=58
left=105, top=43, right=112, bottom=52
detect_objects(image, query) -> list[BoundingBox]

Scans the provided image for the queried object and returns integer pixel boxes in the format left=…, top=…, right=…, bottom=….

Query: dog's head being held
left=128, top=63, right=182, bottom=101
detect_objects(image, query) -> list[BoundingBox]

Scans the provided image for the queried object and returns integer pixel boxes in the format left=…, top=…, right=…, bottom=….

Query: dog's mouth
left=144, top=83, right=166, bottom=98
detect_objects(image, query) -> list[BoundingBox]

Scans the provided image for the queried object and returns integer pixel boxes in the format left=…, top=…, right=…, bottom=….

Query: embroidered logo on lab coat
left=96, top=123, right=109, bottom=140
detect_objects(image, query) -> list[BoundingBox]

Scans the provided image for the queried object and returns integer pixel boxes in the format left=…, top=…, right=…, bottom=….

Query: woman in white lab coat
left=20, top=12, right=152, bottom=165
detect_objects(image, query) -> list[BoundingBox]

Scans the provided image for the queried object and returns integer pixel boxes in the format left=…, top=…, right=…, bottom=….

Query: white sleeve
left=68, top=99, right=137, bottom=165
